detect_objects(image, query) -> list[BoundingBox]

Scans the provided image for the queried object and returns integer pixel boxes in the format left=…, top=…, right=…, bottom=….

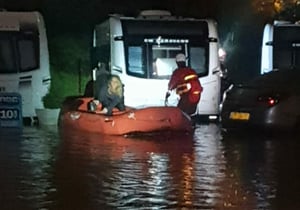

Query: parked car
left=221, top=69, right=300, bottom=132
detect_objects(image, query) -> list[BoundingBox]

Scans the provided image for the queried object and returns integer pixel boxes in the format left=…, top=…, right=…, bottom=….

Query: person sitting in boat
left=165, top=53, right=203, bottom=115
left=91, top=74, right=125, bottom=115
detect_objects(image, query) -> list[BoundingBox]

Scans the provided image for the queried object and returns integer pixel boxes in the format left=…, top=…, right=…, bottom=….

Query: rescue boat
left=59, top=96, right=193, bottom=136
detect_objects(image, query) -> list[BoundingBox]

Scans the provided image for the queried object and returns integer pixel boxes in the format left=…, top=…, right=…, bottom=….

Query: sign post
left=0, top=92, right=22, bottom=128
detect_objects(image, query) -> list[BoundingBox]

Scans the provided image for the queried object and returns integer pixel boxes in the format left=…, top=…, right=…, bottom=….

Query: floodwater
left=1, top=124, right=300, bottom=210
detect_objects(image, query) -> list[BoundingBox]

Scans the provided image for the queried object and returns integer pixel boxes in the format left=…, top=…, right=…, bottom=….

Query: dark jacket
left=95, top=76, right=125, bottom=116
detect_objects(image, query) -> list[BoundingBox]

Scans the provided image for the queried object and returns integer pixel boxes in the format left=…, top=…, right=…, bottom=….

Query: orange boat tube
left=59, top=97, right=193, bottom=135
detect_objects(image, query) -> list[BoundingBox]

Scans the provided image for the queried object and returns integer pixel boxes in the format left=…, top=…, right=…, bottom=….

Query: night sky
left=0, top=0, right=268, bottom=82
left=0, top=0, right=237, bottom=31
left=0, top=0, right=263, bottom=40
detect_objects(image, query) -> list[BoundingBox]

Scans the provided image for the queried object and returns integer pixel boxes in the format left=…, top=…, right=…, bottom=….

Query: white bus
left=92, top=10, right=221, bottom=120
left=261, top=20, right=300, bottom=74
left=0, top=11, right=51, bottom=121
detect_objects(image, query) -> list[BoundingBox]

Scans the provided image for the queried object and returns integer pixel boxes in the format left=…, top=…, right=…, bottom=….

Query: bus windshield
left=273, top=26, right=300, bottom=69
left=121, top=20, right=209, bottom=79
left=0, top=31, right=39, bottom=73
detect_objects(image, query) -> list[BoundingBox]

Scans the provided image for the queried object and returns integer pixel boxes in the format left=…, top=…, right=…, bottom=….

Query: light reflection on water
left=0, top=124, right=300, bottom=209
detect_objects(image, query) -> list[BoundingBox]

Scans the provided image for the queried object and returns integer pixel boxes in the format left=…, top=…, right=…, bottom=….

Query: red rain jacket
left=168, top=67, right=203, bottom=114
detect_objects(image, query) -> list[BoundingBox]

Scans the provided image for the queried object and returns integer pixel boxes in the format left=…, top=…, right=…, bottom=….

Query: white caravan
left=261, top=20, right=300, bottom=74
left=92, top=10, right=221, bottom=120
left=0, top=11, right=51, bottom=120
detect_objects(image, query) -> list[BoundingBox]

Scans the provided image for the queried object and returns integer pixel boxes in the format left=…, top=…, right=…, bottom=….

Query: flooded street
left=1, top=124, right=300, bottom=210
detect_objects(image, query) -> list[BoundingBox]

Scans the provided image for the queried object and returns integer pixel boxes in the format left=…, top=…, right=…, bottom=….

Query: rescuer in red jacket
left=165, top=53, right=203, bottom=115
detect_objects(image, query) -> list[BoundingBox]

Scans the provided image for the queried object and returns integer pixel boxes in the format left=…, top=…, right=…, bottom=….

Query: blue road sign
left=0, top=92, right=22, bottom=128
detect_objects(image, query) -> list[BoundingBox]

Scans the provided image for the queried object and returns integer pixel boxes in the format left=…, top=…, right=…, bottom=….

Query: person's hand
left=100, top=107, right=108, bottom=114
left=95, top=107, right=108, bottom=114
left=164, top=98, right=168, bottom=106
left=164, top=91, right=171, bottom=106
left=165, top=90, right=171, bottom=98
left=93, top=99, right=100, bottom=105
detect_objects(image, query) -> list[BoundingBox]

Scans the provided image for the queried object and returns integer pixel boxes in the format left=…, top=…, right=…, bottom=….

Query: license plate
left=229, top=112, right=250, bottom=120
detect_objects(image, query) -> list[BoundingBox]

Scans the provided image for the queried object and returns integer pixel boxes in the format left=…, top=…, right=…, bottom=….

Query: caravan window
left=128, top=46, right=145, bottom=76
left=122, top=19, right=209, bottom=79
left=273, top=26, right=300, bottom=69
left=18, top=36, right=39, bottom=72
left=0, top=31, right=39, bottom=73
left=0, top=37, right=15, bottom=73
left=190, top=47, right=207, bottom=76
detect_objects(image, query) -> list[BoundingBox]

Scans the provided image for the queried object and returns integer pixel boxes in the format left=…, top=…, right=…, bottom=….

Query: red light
left=268, top=98, right=275, bottom=106
left=257, top=95, right=279, bottom=107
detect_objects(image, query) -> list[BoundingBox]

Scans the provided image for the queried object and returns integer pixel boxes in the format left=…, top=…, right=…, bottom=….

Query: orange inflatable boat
left=59, top=96, right=193, bottom=135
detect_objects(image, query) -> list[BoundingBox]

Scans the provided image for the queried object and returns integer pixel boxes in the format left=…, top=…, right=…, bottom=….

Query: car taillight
left=267, top=97, right=277, bottom=106
left=257, top=95, right=279, bottom=107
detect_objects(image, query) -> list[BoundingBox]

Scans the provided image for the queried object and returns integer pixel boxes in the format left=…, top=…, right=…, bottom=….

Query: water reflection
left=221, top=131, right=300, bottom=210
left=56, top=124, right=230, bottom=209
left=0, top=126, right=59, bottom=210
left=58, top=128, right=196, bottom=209
left=1, top=124, right=300, bottom=209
